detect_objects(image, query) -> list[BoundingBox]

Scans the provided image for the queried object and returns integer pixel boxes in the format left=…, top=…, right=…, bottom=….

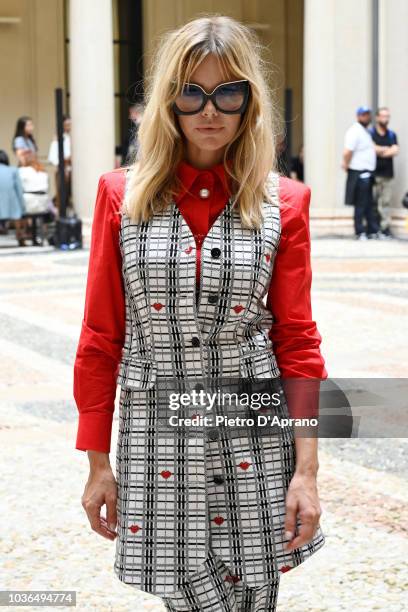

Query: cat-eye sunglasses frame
left=172, top=79, right=250, bottom=115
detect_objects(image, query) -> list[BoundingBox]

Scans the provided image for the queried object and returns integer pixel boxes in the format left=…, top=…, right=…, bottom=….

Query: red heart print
left=232, top=305, right=244, bottom=314
left=160, top=470, right=172, bottom=479
left=225, top=575, right=240, bottom=584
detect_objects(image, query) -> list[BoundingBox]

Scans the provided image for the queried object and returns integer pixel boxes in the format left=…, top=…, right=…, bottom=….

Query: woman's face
left=25, top=120, right=34, bottom=135
left=176, top=54, right=242, bottom=166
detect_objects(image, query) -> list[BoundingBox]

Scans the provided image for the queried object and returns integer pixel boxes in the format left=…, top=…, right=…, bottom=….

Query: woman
left=12, top=116, right=51, bottom=243
left=74, top=15, right=327, bottom=611
left=0, top=150, right=27, bottom=246
left=12, top=116, right=38, bottom=167
left=12, top=116, right=40, bottom=242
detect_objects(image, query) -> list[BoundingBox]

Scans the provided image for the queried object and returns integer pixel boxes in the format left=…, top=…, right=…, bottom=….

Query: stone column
left=379, top=0, right=408, bottom=236
left=69, top=0, right=115, bottom=219
left=303, top=0, right=372, bottom=218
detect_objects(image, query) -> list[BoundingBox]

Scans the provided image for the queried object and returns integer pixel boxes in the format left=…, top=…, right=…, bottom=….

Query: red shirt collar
left=175, top=158, right=231, bottom=202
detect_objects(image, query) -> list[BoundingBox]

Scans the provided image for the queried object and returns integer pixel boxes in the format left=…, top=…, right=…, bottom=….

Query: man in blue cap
left=342, top=106, right=380, bottom=240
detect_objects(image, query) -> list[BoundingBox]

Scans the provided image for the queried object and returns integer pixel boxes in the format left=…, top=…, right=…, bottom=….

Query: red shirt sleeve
left=73, top=171, right=126, bottom=453
left=266, top=177, right=328, bottom=418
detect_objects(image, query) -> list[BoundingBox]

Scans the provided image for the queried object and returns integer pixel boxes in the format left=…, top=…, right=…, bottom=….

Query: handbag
left=18, top=166, right=49, bottom=192
left=23, top=193, right=50, bottom=214
left=19, top=166, right=50, bottom=214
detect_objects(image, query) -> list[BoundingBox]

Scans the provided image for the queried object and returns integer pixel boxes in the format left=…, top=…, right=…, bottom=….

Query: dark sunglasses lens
left=174, top=84, right=203, bottom=113
left=215, top=82, right=247, bottom=111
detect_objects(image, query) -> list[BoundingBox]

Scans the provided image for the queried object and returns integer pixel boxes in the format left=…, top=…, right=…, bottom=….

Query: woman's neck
left=183, top=142, right=225, bottom=169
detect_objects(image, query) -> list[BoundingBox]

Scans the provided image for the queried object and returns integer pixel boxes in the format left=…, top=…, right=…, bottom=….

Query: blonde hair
left=123, top=14, right=283, bottom=229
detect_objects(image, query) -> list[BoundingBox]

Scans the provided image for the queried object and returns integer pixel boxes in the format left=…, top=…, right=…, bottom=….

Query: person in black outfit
left=120, top=102, right=145, bottom=166
left=369, top=107, right=399, bottom=238
left=290, top=145, right=304, bottom=182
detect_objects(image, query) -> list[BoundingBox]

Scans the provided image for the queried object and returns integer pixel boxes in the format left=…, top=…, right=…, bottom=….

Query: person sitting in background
left=0, top=150, right=27, bottom=247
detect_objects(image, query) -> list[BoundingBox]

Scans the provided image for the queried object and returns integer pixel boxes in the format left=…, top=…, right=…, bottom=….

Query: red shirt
left=73, top=162, right=328, bottom=453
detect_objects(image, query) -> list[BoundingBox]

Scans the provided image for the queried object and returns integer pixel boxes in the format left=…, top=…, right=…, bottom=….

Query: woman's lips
left=196, top=127, right=224, bottom=133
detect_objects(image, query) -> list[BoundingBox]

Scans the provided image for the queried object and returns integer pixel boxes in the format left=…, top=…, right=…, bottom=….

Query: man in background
left=369, top=107, right=399, bottom=238
left=343, top=106, right=380, bottom=240
left=48, top=115, right=72, bottom=212
left=120, top=102, right=144, bottom=166
left=290, top=145, right=304, bottom=182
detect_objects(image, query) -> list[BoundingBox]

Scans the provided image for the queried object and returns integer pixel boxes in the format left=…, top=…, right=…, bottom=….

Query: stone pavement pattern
left=0, top=233, right=407, bottom=611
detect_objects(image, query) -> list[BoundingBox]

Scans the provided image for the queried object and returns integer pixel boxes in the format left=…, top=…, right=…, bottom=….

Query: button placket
left=173, top=197, right=232, bottom=385
left=178, top=212, right=206, bottom=381
left=204, top=417, right=225, bottom=534
left=199, top=188, right=210, bottom=199
left=195, top=172, right=214, bottom=201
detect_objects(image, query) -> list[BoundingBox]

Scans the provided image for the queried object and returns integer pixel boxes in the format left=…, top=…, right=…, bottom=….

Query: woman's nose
left=202, top=99, right=218, bottom=116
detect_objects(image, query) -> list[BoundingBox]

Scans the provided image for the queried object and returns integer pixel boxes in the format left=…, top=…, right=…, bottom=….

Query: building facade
left=0, top=0, right=406, bottom=236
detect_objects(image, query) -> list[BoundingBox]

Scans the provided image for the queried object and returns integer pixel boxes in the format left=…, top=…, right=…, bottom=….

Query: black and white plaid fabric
left=161, top=546, right=280, bottom=611
left=113, top=171, right=325, bottom=599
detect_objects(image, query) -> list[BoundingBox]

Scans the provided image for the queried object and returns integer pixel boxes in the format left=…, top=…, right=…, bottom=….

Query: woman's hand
left=81, top=459, right=118, bottom=541
left=284, top=471, right=322, bottom=551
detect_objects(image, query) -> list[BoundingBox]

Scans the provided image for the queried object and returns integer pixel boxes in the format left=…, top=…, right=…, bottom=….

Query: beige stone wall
left=0, top=0, right=65, bottom=195
left=0, top=0, right=303, bottom=213
left=304, top=0, right=373, bottom=213
left=2, top=0, right=405, bottom=227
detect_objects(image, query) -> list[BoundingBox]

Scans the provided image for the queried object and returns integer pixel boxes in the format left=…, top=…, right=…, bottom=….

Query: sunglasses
left=172, top=79, right=250, bottom=115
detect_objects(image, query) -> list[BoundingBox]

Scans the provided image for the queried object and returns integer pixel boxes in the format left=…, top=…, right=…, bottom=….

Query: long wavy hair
left=12, top=116, right=38, bottom=151
left=123, top=14, right=283, bottom=229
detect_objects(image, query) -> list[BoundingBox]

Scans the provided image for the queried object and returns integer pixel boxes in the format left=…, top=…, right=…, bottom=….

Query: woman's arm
left=73, top=171, right=126, bottom=454
left=74, top=170, right=127, bottom=540
left=13, top=137, right=35, bottom=166
left=266, top=178, right=326, bottom=549
left=266, top=179, right=327, bottom=413
left=15, top=148, right=34, bottom=166
left=267, top=177, right=327, bottom=428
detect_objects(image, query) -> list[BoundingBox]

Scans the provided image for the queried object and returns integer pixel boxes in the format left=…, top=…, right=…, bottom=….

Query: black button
left=191, top=336, right=200, bottom=347
left=213, top=475, right=225, bottom=485
left=208, top=429, right=219, bottom=441
left=211, top=247, right=221, bottom=259
left=208, top=294, right=218, bottom=304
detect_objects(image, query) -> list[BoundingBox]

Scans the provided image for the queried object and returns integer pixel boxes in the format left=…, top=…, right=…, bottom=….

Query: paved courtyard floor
left=0, top=230, right=407, bottom=611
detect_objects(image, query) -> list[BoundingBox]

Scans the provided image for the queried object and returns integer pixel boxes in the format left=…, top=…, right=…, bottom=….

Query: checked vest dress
left=113, top=170, right=325, bottom=597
